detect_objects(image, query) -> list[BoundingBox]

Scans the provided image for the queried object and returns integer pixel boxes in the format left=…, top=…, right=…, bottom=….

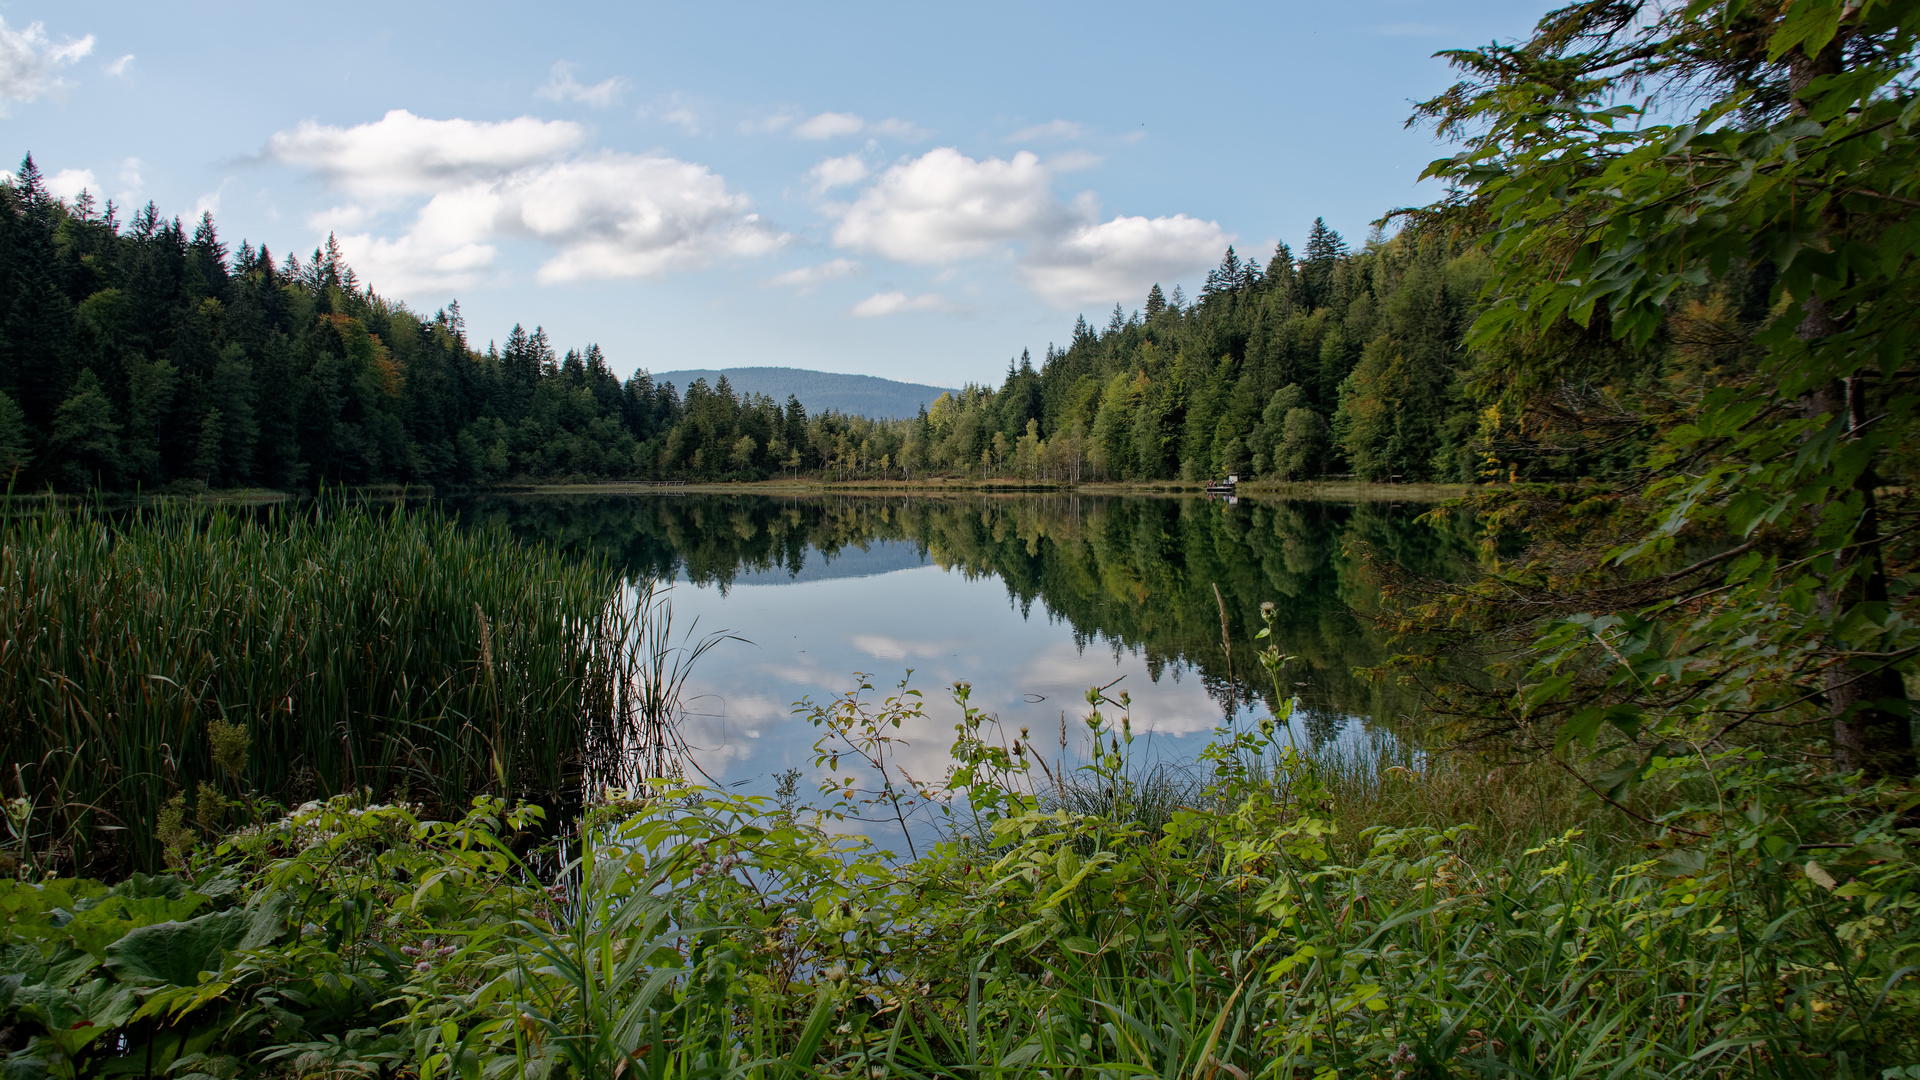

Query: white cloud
left=807, top=153, right=869, bottom=193
left=115, top=157, right=143, bottom=203
left=535, top=61, right=627, bottom=108
left=740, top=109, right=800, bottom=134
left=795, top=111, right=865, bottom=139
left=0, top=17, right=94, bottom=116
left=1023, top=213, right=1229, bottom=307
left=271, top=110, right=784, bottom=295
left=509, top=154, right=786, bottom=282
left=867, top=117, right=928, bottom=140
left=192, top=179, right=232, bottom=222
left=266, top=109, right=587, bottom=200
left=44, top=168, right=97, bottom=204
left=1008, top=119, right=1088, bottom=142
left=829, top=145, right=1228, bottom=308
left=637, top=91, right=702, bottom=134
left=766, top=258, right=863, bottom=292
left=849, top=633, right=962, bottom=660
left=1050, top=150, right=1103, bottom=173
left=792, top=112, right=924, bottom=141
left=850, top=291, right=955, bottom=317
left=833, top=148, right=1063, bottom=263
left=106, top=54, right=133, bottom=77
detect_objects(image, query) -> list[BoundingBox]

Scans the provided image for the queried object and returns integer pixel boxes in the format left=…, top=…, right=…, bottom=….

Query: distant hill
left=647, top=367, right=956, bottom=419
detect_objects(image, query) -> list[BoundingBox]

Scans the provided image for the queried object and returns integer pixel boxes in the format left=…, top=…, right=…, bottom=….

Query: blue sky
left=2, top=1, right=1547, bottom=387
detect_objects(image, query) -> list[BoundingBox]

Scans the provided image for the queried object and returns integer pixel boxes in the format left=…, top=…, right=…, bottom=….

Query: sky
left=1, top=0, right=1549, bottom=387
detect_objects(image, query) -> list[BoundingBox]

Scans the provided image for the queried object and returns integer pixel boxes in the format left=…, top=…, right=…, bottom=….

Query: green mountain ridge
left=648, top=366, right=956, bottom=419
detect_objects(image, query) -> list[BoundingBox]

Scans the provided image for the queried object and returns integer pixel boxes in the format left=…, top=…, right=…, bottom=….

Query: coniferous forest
left=0, top=158, right=1514, bottom=490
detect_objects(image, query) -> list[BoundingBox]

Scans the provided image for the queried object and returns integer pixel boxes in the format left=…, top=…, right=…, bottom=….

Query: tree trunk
left=1792, top=42, right=1917, bottom=778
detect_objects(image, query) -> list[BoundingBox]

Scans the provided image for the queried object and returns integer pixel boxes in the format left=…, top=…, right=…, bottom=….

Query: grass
left=0, top=499, right=683, bottom=876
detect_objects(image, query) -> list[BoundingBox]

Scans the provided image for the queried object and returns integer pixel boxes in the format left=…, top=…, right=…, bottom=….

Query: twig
left=1549, top=752, right=1708, bottom=838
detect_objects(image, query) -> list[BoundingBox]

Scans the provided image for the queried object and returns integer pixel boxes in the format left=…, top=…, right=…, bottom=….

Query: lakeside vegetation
left=0, top=604, right=1913, bottom=1078
left=4, top=0, right=1920, bottom=1077
left=0, top=501, right=691, bottom=878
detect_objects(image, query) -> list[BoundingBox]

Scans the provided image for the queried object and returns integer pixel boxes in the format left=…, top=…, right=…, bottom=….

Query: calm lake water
left=450, top=492, right=1470, bottom=811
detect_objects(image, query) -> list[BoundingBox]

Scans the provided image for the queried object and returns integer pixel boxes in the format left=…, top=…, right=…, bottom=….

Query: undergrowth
left=2, top=608, right=1914, bottom=1079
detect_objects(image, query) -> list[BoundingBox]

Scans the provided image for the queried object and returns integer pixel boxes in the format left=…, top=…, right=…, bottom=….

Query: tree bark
left=1792, top=46, right=1917, bottom=782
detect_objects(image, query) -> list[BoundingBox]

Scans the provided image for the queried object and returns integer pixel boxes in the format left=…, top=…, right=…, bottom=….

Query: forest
left=0, top=159, right=1509, bottom=490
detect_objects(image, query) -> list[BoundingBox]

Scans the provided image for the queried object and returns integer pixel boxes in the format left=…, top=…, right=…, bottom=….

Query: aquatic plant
left=0, top=499, right=689, bottom=875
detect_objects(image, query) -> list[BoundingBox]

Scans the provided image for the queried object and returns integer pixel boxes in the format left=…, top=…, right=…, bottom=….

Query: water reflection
left=448, top=493, right=1470, bottom=795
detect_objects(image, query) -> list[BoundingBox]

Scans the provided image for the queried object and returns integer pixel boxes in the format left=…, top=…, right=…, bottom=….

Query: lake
left=448, top=491, right=1470, bottom=815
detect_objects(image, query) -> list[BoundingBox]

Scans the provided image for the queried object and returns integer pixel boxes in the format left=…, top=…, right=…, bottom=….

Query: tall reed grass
left=0, top=499, right=676, bottom=875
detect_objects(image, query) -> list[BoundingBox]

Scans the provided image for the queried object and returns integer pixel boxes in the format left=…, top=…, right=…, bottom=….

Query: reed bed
left=0, top=499, right=674, bottom=875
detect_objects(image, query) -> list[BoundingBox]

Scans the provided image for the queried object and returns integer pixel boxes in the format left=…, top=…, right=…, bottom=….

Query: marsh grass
left=0, top=499, right=681, bottom=875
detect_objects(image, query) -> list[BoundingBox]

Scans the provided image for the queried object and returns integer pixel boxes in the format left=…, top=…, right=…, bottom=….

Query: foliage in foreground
left=3, top=629, right=1914, bottom=1079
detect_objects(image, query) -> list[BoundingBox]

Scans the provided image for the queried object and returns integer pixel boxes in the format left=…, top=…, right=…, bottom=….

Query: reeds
left=0, top=499, right=676, bottom=874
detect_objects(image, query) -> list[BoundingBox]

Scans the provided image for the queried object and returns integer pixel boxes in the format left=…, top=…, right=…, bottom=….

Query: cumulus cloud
left=44, top=168, right=97, bottom=204
left=829, top=146, right=1228, bottom=308
left=535, top=61, right=627, bottom=107
left=269, top=110, right=586, bottom=200
left=1007, top=119, right=1088, bottom=142
left=510, top=154, right=785, bottom=282
left=850, top=291, right=955, bottom=317
left=0, top=17, right=94, bottom=116
left=766, top=258, right=863, bottom=292
left=807, top=153, right=869, bottom=193
left=269, top=109, right=783, bottom=294
left=1023, top=214, right=1228, bottom=306
left=834, top=148, right=1063, bottom=263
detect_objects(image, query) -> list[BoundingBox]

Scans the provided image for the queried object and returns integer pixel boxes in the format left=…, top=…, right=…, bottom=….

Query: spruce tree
left=1201, top=247, right=1244, bottom=300
left=1301, top=218, right=1348, bottom=310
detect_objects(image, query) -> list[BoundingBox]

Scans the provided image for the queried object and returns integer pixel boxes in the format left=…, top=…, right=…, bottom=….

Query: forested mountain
left=650, top=368, right=955, bottom=420
left=1, top=153, right=1519, bottom=489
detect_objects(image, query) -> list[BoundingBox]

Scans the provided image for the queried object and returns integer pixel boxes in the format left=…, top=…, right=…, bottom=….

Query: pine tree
left=1071, top=314, right=1097, bottom=351
left=1202, top=247, right=1244, bottom=300
left=0, top=154, right=77, bottom=444
left=1145, top=283, right=1166, bottom=319
left=1301, top=218, right=1348, bottom=310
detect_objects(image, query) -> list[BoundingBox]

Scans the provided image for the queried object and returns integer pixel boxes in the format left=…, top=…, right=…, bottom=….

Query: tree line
left=0, top=155, right=1525, bottom=490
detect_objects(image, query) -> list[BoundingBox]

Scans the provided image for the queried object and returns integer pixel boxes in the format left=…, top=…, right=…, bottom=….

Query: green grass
left=0, top=499, right=669, bottom=876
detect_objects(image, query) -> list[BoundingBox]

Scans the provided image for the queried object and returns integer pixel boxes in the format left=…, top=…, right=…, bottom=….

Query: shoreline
left=2, top=478, right=1479, bottom=504
left=494, top=478, right=1476, bottom=501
